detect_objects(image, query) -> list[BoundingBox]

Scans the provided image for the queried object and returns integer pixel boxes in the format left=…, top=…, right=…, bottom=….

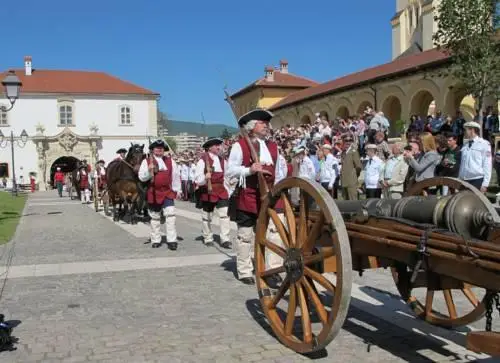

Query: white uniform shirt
left=298, top=155, right=316, bottom=180
left=227, top=139, right=286, bottom=188
left=180, top=164, right=189, bottom=181
left=459, top=136, right=492, bottom=187
left=189, top=164, right=196, bottom=181
left=364, top=156, right=384, bottom=189
left=319, top=153, right=338, bottom=189
left=138, top=155, right=181, bottom=193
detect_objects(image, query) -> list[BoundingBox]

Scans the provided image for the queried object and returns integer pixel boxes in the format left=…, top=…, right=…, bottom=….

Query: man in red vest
left=76, top=164, right=91, bottom=203
left=194, top=137, right=231, bottom=249
left=226, top=109, right=287, bottom=286
left=138, top=139, right=181, bottom=250
left=53, top=167, right=65, bottom=197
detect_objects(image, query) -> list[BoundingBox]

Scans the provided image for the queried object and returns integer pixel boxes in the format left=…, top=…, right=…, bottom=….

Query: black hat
left=98, top=159, right=105, bottom=164
left=237, top=108, right=273, bottom=127
left=202, top=137, right=223, bottom=150
left=116, top=148, right=127, bottom=154
left=149, top=139, right=169, bottom=151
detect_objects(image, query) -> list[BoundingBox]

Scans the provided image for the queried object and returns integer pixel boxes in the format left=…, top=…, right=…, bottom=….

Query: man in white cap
left=138, top=139, right=181, bottom=250
left=53, top=167, right=65, bottom=197
left=319, top=144, right=338, bottom=194
left=459, top=121, right=492, bottom=192
left=293, top=146, right=316, bottom=180
left=194, top=137, right=232, bottom=249
left=227, top=108, right=287, bottom=286
left=363, top=144, right=384, bottom=198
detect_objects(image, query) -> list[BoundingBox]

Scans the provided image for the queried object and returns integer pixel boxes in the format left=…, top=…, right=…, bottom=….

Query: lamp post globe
left=1, top=70, right=22, bottom=106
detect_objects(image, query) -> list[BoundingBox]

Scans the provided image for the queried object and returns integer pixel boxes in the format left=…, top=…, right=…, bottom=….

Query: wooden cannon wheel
left=254, top=177, right=352, bottom=353
left=391, top=177, right=498, bottom=328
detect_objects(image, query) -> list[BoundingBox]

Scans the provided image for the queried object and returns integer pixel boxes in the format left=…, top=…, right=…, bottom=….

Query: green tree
left=220, top=128, right=232, bottom=139
left=433, top=0, right=500, bottom=134
left=165, top=137, right=177, bottom=152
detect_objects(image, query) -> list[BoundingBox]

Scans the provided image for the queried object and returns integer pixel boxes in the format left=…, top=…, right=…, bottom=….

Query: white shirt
left=459, top=136, right=492, bottom=187
left=189, top=164, right=196, bottom=181
left=364, top=156, right=384, bottom=189
left=138, top=155, right=181, bottom=193
left=227, top=139, right=286, bottom=189
left=298, top=156, right=316, bottom=180
left=180, top=164, right=189, bottom=181
left=319, top=153, right=338, bottom=188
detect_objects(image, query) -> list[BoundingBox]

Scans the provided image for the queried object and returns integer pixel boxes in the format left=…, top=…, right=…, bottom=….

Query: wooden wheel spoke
left=425, top=290, right=434, bottom=316
left=301, top=277, right=329, bottom=325
left=296, top=282, right=312, bottom=343
left=303, top=213, right=325, bottom=252
left=270, top=276, right=291, bottom=308
left=297, top=191, right=309, bottom=248
left=285, top=283, right=297, bottom=336
left=304, top=247, right=335, bottom=265
left=304, top=267, right=335, bottom=293
left=262, top=239, right=286, bottom=257
left=443, top=289, right=458, bottom=319
left=260, top=266, right=286, bottom=278
left=462, top=287, right=480, bottom=307
left=268, top=208, right=290, bottom=248
left=281, top=194, right=297, bottom=247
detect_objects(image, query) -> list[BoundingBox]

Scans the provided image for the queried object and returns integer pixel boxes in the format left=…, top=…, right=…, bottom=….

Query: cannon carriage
left=252, top=176, right=500, bottom=356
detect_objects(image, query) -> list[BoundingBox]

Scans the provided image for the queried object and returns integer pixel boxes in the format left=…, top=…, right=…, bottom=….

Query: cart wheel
left=254, top=177, right=352, bottom=353
left=391, top=177, right=497, bottom=328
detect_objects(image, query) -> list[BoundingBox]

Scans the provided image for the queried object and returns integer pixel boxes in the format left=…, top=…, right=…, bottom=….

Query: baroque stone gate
left=32, top=126, right=102, bottom=191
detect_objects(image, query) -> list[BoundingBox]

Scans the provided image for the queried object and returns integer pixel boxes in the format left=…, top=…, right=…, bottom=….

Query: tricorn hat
left=98, top=159, right=105, bottom=164
left=237, top=108, right=274, bottom=127
left=149, top=139, right=169, bottom=151
left=116, top=148, right=127, bottom=154
left=202, top=137, right=224, bottom=150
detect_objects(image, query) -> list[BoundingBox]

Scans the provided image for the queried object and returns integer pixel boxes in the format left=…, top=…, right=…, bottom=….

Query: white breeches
left=81, top=189, right=91, bottom=203
left=201, top=206, right=231, bottom=243
left=149, top=206, right=177, bottom=243
left=236, top=213, right=285, bottom=279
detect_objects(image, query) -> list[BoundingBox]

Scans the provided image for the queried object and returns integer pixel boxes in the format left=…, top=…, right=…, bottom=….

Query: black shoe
left=167, top=242, right=178, bottom=251
left=205, top=241, right=214, bottom=247
left=240, top=277, right=255, bottom=285
left=265, top=274, right=283, bottom=289
left=221, top=241, right=232, bottom=249
left=152, top=243, right=161, bottom=248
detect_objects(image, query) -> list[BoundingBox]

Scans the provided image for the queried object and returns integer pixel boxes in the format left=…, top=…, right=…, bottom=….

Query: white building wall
left=0, top=94, right=157, bottom=187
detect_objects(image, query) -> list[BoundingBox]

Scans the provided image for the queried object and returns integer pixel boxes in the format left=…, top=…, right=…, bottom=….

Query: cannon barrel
left=335, top=190, right=497, bottom=240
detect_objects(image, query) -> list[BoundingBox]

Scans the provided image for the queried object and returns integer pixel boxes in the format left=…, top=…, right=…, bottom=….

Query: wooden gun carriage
left=253, top=176, right=500, bottom=356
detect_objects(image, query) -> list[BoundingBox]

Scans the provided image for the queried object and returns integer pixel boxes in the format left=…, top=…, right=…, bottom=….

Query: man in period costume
left=227, top=109, right=287, bottom=286
left=54, top=167, right=65, bottom=197
left=194, top=137, right=231, bottom=248
left=94, top=159, right=107, bottom=192
left=138, top=139, right=181, bottom=250
left=76, top=164, right=91, bottom=204
left=116, top=148, right=127, bottom=160
left=340, top=135, right=362, bottom=200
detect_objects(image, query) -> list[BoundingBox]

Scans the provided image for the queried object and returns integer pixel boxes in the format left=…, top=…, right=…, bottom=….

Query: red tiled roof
left=0, top=69, right=159, bottom=96
left=230, top=69, right=318, bottom=99
left=269, top=48, right=451, bottom=111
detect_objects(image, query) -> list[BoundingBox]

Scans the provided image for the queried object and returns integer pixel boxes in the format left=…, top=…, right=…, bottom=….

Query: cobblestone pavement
left=0, top=191, right=497, bottom=362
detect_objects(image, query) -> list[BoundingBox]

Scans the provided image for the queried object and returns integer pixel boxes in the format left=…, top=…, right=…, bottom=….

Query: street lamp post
left=0, top=70, right=24, bottom=196
left=0, top=129, right=29, bottom=196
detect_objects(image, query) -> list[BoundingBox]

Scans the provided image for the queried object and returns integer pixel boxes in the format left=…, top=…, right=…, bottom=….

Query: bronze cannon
left=252, top=176, right=500, bottom=356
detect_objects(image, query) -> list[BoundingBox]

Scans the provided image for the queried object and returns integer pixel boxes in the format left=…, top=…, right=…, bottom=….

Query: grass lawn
left=0, top=192, right=27, bottom=245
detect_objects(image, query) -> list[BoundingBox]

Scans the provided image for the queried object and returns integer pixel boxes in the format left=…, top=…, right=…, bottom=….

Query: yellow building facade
left=229, top=0, right=497, bottom=135
left=228, top=60, right=318, bottom=118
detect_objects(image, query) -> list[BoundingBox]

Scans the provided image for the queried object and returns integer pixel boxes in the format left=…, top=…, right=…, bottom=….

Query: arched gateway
left=32, top=127, right=101, bottom=191
left=49, top=156, right=80, bottom=187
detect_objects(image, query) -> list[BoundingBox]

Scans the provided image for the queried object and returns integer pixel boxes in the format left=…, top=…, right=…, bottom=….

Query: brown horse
left=106, top=143, right=145, bottom=224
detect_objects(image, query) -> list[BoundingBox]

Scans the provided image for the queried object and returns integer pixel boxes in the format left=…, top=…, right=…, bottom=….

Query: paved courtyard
left=0, top=191, right=497, bottom=362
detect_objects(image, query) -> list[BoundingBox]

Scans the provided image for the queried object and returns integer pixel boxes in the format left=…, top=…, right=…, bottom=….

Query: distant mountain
left=165, top=120, right=238, bottom=137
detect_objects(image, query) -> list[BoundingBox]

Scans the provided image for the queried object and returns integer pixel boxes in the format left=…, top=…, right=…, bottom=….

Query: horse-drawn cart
left=253, top=176, right=500, bottom=356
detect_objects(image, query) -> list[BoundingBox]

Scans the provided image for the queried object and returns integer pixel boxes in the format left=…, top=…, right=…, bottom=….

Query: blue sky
left=2, top=0, right=394, bottom=126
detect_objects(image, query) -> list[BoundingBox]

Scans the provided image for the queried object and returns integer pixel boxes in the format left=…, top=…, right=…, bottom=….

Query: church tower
left=391, top=0, right=440, bottom=59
